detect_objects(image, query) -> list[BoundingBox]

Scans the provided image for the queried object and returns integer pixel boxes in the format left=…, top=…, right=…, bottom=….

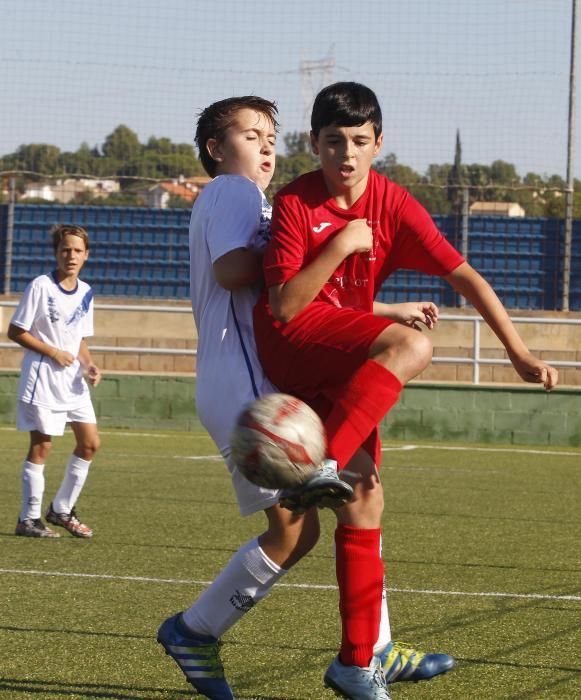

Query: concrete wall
left=1, top=371, right=579, bottom=447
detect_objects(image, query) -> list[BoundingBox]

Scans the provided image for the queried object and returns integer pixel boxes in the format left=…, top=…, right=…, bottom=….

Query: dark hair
left=195, top=96, right=279, bottom=177
left=311, top=82, right=382, bottom=139
left=50, top=223, right=89, bottom=253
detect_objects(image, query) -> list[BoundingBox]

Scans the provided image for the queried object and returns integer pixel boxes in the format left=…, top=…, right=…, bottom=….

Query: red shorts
left=254, top=298, right=394, bottom=398
left=253, top=298, right=394, bottom=465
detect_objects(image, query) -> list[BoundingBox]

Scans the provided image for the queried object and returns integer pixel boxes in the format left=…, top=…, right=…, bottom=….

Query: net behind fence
left=0, top=0, right=578, bottom=309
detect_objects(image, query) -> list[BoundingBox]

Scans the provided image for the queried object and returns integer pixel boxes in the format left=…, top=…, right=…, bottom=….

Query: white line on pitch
left=2, top=426, right=579, bottom=458
left=0, top=568, right=578, bottom=602
left=381, top=444, right=581, bottom=457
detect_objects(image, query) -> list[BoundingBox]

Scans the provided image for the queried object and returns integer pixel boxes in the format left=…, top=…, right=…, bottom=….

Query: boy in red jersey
left=253, top=82, right=558, bottom=698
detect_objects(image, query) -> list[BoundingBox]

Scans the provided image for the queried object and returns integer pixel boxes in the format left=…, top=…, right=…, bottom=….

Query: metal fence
left=1, top=301, right=579, bottom=385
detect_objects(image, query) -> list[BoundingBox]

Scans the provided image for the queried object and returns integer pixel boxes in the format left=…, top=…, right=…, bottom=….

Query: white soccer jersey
left=189, top=174, right=277, bottom=459
left=11, top=272, right=94, bottom=410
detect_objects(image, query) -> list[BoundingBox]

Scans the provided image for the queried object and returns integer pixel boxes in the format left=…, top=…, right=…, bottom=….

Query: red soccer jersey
left=263, top=169, right=464, bottom=311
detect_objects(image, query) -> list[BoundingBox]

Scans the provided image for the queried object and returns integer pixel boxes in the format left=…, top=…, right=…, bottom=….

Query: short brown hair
left=195, top=96, right=279, bottom=177
left=50, top=224, right=90, bottom=253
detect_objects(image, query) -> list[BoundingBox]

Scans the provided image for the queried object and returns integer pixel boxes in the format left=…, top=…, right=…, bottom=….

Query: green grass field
left=0, top=426, right=579, bottom=700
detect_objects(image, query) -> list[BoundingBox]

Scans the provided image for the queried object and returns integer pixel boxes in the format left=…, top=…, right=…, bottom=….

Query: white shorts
left=16, top=401, right=97, bottom=436
left=223, top=450, right=281, bottom=517
left=197, top=368, right=281, bottom=517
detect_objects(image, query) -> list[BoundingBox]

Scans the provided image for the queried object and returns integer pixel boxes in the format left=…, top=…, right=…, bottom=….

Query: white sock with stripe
left=182, top=537, right=285, bottom=639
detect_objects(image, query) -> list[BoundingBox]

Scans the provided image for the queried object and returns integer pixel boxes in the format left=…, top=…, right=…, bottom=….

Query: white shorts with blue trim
left=16, top=400, right=97, bottom=436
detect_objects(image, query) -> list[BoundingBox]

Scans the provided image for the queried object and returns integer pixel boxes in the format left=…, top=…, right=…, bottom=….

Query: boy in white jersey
left=157, top=96, right=450, bottom=700
left=9, top=224, right=101, bottom=539
left=157, top=96, right=340, bottom=700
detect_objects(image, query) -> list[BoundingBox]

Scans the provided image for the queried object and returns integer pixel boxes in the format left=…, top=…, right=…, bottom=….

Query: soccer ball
left=231, top=393, right=326, bottom=490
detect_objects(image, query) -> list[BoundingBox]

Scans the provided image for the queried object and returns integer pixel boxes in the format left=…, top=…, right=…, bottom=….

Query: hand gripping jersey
left=263, top=168, right=464, bottom=312
left=189, top=174, right=277, bottom=458
left=11, top=272, right=94, bottom=410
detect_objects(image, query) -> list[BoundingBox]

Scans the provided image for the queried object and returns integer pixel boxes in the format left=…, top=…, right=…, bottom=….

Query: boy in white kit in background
left=9, top=223, right=101, bottom=539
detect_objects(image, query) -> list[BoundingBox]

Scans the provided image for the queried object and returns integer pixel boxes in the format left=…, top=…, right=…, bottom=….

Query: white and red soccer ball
left=231, top=393, right=326, bottom=490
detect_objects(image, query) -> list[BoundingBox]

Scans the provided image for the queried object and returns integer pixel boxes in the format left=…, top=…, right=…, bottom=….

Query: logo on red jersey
left=312, top=222, right=332, bottom=234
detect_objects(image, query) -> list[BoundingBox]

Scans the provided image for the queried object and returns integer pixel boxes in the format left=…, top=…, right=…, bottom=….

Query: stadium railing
left=1, top=300, right=579, bottom=385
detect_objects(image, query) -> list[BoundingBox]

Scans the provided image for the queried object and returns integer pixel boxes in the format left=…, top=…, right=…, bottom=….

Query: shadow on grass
left=0, top=623, right=335, bottom=653
left=0, top=677, right=303, bottom=700
left=456, top=655, right=581, bottom=675
left=393, top=581, right=581, bottom=652
left=0, top=677, right=191, bottom=699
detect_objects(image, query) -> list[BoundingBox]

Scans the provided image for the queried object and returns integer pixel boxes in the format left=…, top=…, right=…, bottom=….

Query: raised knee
left=413, top=331, right=433, bottom=371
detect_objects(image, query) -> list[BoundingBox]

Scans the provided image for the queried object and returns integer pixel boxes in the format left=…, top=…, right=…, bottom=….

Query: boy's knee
left=30, top=442, right=52, bottom=461
left=77, top=436, right=100, bottom=459
left=411, top=331, right=433, bottom=371
left=372, top=326, right=433, bottom=381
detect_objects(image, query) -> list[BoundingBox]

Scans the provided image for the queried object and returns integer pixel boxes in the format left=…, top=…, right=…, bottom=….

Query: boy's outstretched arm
left=269, top=218, right=372, bottom=323
left=445, top=262, right=558, bottom=390
left=373, top=301, right=439, bottom=330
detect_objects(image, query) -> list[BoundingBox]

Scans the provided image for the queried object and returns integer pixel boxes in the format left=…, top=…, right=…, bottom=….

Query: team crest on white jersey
left=47, top=296, right=60, bottom=323
left=313, top=222, right=332, bottom=234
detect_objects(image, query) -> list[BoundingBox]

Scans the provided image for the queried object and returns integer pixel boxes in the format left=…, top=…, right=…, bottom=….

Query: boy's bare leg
left=368, top=323, right=433, bottom=384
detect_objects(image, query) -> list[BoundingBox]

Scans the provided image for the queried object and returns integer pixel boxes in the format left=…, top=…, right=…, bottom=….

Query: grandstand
left=1, top=203, right=579, bottom=310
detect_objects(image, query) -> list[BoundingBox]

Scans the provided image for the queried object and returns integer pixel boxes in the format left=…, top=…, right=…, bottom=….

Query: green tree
left=5, top=144, right=62, bottom=174
left=271, top=152, right=318, bottom=193
left=374, top=153, right=421, bottom=185
left=284, top=131, right=311, bottom=156
left=426, top=163, right=452, bottom=186
left=490, top=160, right=519, bottom=186
left=102, top=125, right=142, bottom=162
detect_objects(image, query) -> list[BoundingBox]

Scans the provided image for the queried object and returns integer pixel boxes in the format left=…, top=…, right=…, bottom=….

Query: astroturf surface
left=0, top=426, right=579, bottom=699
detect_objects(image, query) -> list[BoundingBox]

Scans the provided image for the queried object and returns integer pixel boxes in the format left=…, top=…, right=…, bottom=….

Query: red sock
left=335, top=524, right=384, bottom=667
left=325, top=360, right=402, bottom=468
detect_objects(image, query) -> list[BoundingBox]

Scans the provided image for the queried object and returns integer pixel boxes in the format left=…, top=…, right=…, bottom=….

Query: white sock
left=182, top=538, right=286, bottom=639
left=20, top=461, right=45, bottom=521
left=374, top=534, right=392, bottom=654
left=374, top=579, right=392, bottom=654
left=52, top=455, right=91, bottom=514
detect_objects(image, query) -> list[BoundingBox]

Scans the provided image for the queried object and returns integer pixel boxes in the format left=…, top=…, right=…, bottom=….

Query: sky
left=0, top=0, right=577, bottom=179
